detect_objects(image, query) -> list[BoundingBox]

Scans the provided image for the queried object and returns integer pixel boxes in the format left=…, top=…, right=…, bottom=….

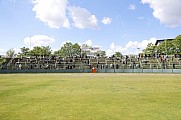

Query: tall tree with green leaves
left=100, top=51, right=106, bottom=58
left=18, top=47, right=30, bottom=57
left=0, top=57, right=6, bottom=65
left=6, top=49, right=15, bottom=58
left=55, top=42, right=81, bottom=57
left=156, top=40, right=174, bottom=55
left=165, top=40, right=175, bottom=55
left=60, top=42, right=73, bottom=57
left=53, top=49, right=61, bottom=57
left=173, top=35, right=181, bottom=54
left=81, top=43, right=91, bottom=57
left=143, top=43, right=156, bottom=55
left=30, top=46, right=52, bottom=57
left=114, top=52, right=122, bottom=58
left=72, top=43, right=81, bottom=56
left=95, top=50, right=106, bottom=58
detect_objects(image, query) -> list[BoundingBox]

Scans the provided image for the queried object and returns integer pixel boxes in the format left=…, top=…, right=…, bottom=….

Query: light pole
left=137, top=47, right=140, bottom=53
left=137, top=47, right=140, bottom=58
left=165, top=39, right=167, bottom=55
left=30, top=36, right=32, bottom=50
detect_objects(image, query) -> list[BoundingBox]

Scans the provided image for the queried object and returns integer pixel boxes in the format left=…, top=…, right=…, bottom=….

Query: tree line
left=4, top=35, right=181, bottom=58
left=143, top=35, right=181, bottom=56
left=5, top=42, right=109, bottom=58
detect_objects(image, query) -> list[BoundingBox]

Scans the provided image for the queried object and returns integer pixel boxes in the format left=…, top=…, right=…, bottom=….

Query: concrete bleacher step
left=1, top=56, right=181, bottom=70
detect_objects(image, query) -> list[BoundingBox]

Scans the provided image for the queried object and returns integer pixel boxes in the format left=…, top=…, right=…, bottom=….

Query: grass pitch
left=0, top=73, right=181, bottom=120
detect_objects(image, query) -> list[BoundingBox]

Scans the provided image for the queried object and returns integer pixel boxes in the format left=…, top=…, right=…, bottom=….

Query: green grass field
left=0, top=73, right=181, bottom=120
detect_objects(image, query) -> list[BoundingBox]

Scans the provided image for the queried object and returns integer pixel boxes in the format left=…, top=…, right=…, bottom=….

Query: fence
left=0, top=68, right=181, bottom=74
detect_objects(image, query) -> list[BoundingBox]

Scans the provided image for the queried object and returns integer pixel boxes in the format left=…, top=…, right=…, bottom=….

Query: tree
left=156, top=40, right=174, bottom=55
left=114, top=52, right=122, bottom=58
left=53, top=49, right=61, bottom=57
left=94, top=50, right=106, bottom=58
left=81, top=43, right=91, bottom=57
left=173, top=35, right=181, bottom=54
left=29, top=46, right=52, bottom=57
left=72, top=43, right=81, bottom=56
left=165, top=40, right=175, bottom=55
left=99, top=51, right=106, bottom=58
left=0, top=57, right=5, bottom=65
left=42, top=46, right=52, bottom=56
left=18, top=47, right=30, bottom=57
left=55, top=42, right=81, bottom=58
left=6, top=49, right=15, bottom=58
left=143, top=43, right=156, bottom=55
left=59, top=42, right=73, bottom=57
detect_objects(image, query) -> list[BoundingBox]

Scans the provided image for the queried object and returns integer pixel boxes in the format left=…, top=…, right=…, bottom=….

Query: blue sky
left=0, top=0, right=181, bottom=56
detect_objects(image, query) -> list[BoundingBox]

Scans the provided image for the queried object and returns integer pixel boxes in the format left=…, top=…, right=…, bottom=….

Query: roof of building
left=155, top=39, right=173, bottom=46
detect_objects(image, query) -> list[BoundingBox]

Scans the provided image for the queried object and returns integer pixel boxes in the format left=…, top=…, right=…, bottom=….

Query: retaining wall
left=0, top=69, right=181, bottom=74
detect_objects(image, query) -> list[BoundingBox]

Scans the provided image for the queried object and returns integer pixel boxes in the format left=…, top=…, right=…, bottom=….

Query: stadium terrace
left=0, top=35, right=181, bottom=73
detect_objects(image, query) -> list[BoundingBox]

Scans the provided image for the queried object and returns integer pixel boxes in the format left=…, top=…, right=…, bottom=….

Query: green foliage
left=144, top=35, right=181, bottom=55
left=156, top=40, right=175, bottom=55
left=53, top=49, right=61, bottom=56
left=61, top=42, right=73, bottom=57
left=173, top=35, right=181, bottom=54
left=114, top=52, right=122, bottom=58
left=72, top=43, right=81, bottom=56
left=0, top=74, right=181, bottom=120
left=143, top=43, right=156, bottom=55
left=95, top=50, right=106, bottom=58
left=29, top=46, right=52, bottom=57
left=55, top=42, right=81, bottom=57
left=6, top=49, right=15, bottom=58
left=18, top=47, right=30, bottom=57
left=100, top=50, right=106, bottom=57
left=0, top=58, right=5, bottom=65
left=81, top=43, right=91, bottom=57
left=3, top=35, right=181, bottom=59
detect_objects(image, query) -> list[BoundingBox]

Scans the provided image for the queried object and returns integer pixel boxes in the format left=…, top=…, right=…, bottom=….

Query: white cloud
left=13, top=48, right=21, bottom=55
left=0, top=48, right=6, bottom=55
left=102, top=17, right=112, bottom=25
left=68, top=6, right=98, bottom=29
left=59, top=40, right=93, bottom=48
left=84, top=39, right=93, bottom=46
left=0, top=48, right=21, bottom=56
left=24, top=35, right=55, bottom=49
left=60, top=41, right=72, bottom=47
left=141, top=0, right=181, bottom=27
left=106, top=38, right=156, bottom=56
left=32, top=0, right=70, bottom=29
left=32, top=0, right=98, bottom=29
left=106, top=43, right=126, bottom=57
left=59, top=38, right=156, bottom=57
left=128, top=4, right=136, bottom=10
left=81, top=39, right=100, bottom=48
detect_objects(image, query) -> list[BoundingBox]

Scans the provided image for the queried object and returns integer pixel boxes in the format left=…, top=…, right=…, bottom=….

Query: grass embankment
left=0, top=74, right=181, bottom=120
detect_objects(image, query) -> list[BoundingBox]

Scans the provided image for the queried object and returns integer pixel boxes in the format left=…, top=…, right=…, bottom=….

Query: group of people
left=1, top=53, right=180, bottom=70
